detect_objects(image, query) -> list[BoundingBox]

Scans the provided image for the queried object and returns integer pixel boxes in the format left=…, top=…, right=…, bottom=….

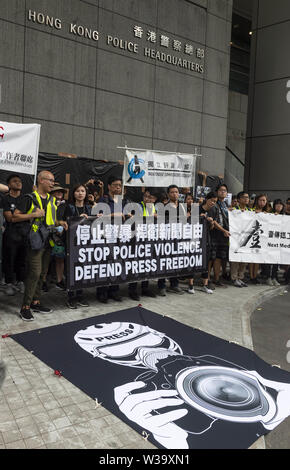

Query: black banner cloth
left=11, top=307, right=290, bottom=449
left=67, top=218, right=207, bottom=290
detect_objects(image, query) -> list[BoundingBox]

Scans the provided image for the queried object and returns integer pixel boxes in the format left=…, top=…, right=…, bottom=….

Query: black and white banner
left=229, top=211, right=290, bottom=264
left=123, top=149, right=196, bottom=188
left=11, top=307, right=290, bottom=449
left=0, top=121, right=40, bottom=175
left=67, top=217, right=207, bottom=290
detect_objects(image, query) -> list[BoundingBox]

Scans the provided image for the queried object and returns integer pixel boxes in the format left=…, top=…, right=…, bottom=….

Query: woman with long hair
left=249, top=194, right=271, bottom=284
left=64, top=184, right=91, bottom=309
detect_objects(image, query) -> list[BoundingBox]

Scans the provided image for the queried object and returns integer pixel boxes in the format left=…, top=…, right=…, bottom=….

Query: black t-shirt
left=3, top=193, right=24, bottom=233
left=64, top=204, right=91, bottom=220
left=17, top=194, right=49, bottom=214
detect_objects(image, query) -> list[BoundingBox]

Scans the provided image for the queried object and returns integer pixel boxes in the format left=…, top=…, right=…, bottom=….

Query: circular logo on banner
left=127, top=155, right=145, bottom=183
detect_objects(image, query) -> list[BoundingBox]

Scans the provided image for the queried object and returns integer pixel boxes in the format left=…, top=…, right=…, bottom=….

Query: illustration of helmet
left=74, top=322, right=182, bottom=368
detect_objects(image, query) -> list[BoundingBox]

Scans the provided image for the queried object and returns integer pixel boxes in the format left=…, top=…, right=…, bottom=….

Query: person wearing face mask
left=13, top=171, right=68, bottom=321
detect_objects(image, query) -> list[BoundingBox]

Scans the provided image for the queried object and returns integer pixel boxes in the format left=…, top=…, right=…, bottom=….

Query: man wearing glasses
left=13, top=171, right=67, bottom=321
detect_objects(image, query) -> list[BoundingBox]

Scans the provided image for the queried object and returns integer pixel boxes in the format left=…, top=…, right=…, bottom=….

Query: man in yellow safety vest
left=13, top=171, right=67, bottom=321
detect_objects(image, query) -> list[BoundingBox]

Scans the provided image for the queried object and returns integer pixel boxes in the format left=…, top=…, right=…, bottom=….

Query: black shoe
left=76, top=297, right=89, bottom=307
left=66, top=299, right=77, bottom=309
left=56, top=280, right=66, bottom=290
left=42, top=282, right=48, bottom=292
left=98, top=294, right=108, bottom=304
left=108, top=292, right=122, bottom=301
left=19, top=307, right=34, bottom=322
left=250, top=278, right=260, bottom=285
left=129, top=291, right=141, bottom=301
left=141, top=289, right=156, bottom=298
left=30, top=303, right=53, bottom=313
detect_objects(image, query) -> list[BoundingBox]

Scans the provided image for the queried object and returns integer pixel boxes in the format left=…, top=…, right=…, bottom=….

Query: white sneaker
left=272, top=279, right=280, bottom=287
left=202, top=286, right=214, bottom=294
left=266, top=278, right=274, bottom=286
left=5, top=284, right=16, bottom=296
left=233, top=279, right=243, bottom=288
left=187, top=288, right=195, bottom=294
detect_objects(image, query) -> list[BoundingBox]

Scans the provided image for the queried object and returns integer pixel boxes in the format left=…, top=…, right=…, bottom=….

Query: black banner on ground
left=67, top=217, right=207, bottom=290
left=11, top=307, right=290, bottom=449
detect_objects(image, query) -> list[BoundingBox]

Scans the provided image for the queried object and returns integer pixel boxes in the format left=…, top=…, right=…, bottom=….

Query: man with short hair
left=158, top=185, right=186, bottom=296
left=128, top=188, right=158, bottom=300
left=95, top=175, right=124, bottom=303
left=208, top=184, right=231, bottom=287
left=2, top=174, right=26, bottom=295
left=13, top=171, right=67, bottom=321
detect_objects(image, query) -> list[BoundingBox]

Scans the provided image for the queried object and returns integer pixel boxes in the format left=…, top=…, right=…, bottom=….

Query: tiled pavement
left=0, top=279, right=287, bottom=449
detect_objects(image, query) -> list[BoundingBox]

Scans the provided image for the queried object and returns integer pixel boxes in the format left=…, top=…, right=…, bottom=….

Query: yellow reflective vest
left=27, top=191, right=58, bottom=246
left=141, top=201, right=156, bottom=217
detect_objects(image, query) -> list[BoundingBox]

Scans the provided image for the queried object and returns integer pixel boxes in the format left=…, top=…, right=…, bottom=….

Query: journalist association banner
left=123, top=149, right=196, bottom=188
left=67, top=217, right=207, bottom=290
left=229, top=211, right=290, bottom=264
left=0, top=121, right=41, bottom=175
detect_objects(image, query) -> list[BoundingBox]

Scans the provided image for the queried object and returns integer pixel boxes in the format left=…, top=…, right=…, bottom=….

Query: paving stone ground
left=0, top=278, right=288, bottom=449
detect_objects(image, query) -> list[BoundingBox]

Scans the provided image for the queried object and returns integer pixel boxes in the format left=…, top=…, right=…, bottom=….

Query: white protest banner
left=229, top=211, right=290, bottom=264
left=123, top=149, right=196, bottom=187
left=0, top=121, right=41, bottom=176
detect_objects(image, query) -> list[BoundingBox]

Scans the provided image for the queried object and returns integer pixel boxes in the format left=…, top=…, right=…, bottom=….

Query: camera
left=135, top=354, right=277, bottom=431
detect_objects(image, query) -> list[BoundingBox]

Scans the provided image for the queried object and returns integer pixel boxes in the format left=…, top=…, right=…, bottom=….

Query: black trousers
left=3, top=232, right=26, bottom=284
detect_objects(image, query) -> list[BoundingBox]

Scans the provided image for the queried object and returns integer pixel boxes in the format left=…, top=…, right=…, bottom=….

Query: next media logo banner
left=229, top=211, right=290, bottom=264
left=123, top=149, right=196, bottom=188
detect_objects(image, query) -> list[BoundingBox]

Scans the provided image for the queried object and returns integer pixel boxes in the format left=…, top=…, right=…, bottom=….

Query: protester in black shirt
left=187, top=192, right=216, bottom=295
left=95, top=176, right=124, bottom=303
left=65, top=184, right=91, bottom=309
left=2, top=174, right=26, bottom=295
left=158, top=185, right=186, bottom=296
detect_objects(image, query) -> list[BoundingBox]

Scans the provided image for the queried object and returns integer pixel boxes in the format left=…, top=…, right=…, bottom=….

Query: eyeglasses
left=43, top=178, right=55, bottom=183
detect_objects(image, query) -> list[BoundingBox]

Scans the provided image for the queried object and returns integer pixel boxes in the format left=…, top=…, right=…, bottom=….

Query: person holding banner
left=128, top=188, right=158, bottom=300
left=262, top=199, right=284, bottom=287
left=95, top=175, right=124, bottom=303
left=208, top=184, right=231, bottom=288
left=230, top=192, right=252, bottom=288
left=158, top=185, right=186, bottom=296
left=187, top=192, right=216, bottom=295
left=249, top=194, right=271, bottom=284
left=65, top=184, right=91, bottom=309
left=13, top=171, right=68, bottom=322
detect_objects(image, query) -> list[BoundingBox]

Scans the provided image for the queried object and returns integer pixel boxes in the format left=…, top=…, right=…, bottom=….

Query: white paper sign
left=229, top=211, right=290, bottom=264
left=123, top=150, right=196, bottom=188
left=0, top=121, right=41, bottom=175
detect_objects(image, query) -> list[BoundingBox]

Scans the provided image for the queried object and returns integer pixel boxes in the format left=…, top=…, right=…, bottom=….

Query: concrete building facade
left=0, top=0, right=233, bottom=178
left=245, top=0, right=290, bottom=200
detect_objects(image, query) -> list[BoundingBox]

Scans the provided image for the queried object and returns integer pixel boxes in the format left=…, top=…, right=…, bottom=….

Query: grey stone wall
left=0, top=0, right=232, bottom=177
left=225, top=90, right=248, bottom=190
left=245, top=0, right=290, bottom=201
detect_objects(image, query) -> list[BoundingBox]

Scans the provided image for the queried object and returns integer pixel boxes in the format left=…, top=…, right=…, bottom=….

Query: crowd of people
left=0, top=170, right=290, bottom=322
